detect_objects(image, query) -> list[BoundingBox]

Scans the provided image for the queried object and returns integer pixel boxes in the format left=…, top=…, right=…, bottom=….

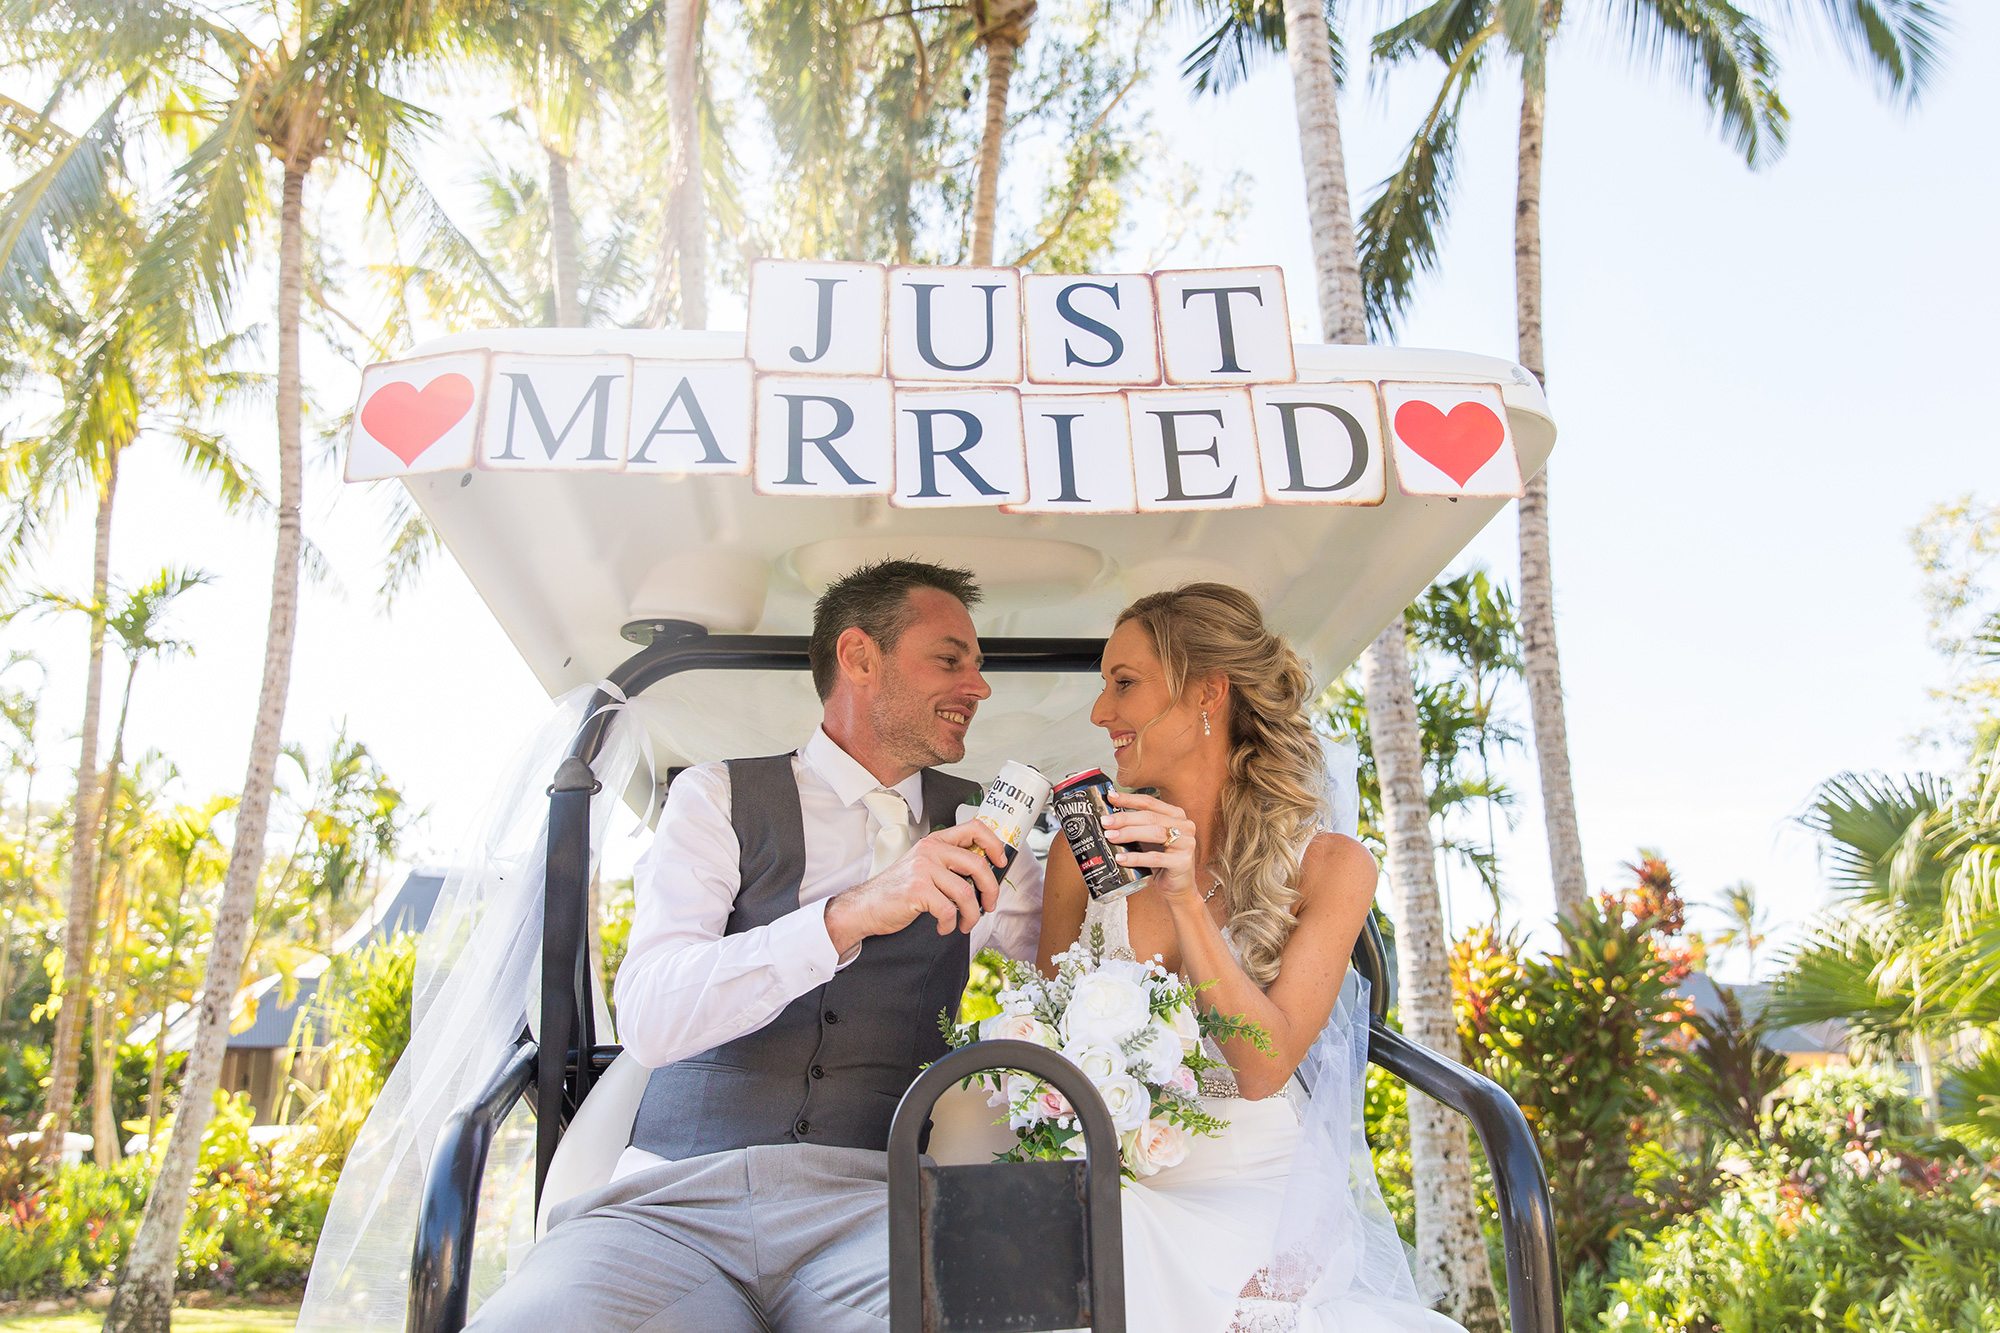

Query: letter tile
left=480, top=354, right=632, bottom=471
left=886, top=266, right=1024, bottom=384
left=747, top=260, right=888, bottom=377
left=348, top=350, right=487, bottom=480
left=892, top=388, right=1027, bottom=508
left=626, top=359, right=754, bottom=475
left=1127, top=387, right=1263, bottom=510
left=1153, top=267, right=1295, bottom=385
left=1008, top=393, right=1137, bottom=513
left=1250, top=382, right=1385, bottom=506
left=1022, top=274, right=1160, bottom=386
left=752, top=375, right=894, bottom=496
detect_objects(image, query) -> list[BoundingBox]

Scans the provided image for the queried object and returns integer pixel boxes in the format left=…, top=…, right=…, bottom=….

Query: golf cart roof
left=396, top=328, right=1553, bottom=781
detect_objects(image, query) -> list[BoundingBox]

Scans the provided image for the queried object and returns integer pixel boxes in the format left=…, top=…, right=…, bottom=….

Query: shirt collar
left=802, top=727, right=926, bottom=818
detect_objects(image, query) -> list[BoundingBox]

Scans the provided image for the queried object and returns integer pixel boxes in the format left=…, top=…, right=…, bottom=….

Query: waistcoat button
left=811, top=1065, right=825, bottom=1079
left=824, top=1010, right=839, bottom=1024
left=796, top=1119, right=811, bottom=1135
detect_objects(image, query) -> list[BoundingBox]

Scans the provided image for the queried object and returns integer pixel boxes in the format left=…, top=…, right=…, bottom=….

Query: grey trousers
left=464, top=1144, right=891, bottom=1333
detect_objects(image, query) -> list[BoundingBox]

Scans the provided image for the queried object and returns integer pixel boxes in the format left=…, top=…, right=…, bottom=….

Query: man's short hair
left=808, top=558, right=983, bottom=700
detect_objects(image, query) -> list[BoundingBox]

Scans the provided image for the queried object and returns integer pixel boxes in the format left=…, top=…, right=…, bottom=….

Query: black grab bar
left=408, top=1041, right=538, bottom=1333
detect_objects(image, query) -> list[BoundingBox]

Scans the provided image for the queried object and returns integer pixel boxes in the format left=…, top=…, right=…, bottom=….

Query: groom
left=468, top=558, right=1042, bottom=1333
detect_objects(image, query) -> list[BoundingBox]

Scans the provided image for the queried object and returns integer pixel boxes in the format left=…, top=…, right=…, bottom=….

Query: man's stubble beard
left=870, top=664, right=964, bottom=771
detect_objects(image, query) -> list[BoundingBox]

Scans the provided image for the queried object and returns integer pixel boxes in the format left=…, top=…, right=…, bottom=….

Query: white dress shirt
left=612, top=726, right=1044, bottom=1073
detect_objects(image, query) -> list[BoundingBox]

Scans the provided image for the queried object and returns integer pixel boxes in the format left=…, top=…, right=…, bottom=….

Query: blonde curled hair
left=1116, top=583, right=1324, bottom=985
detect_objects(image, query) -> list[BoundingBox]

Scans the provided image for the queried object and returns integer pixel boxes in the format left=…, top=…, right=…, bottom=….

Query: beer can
left=1053, top=768, right=1149, bottom=903
left=975, top=761, right=1054, bottom=872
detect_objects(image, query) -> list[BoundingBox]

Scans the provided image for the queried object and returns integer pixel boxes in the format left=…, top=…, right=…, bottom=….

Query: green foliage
left=284, top=936, right=417, bottom=1169
left=1453, top=862, right=1697, bottom=1276
left=960, top=947, right=1004, bottom=1025
left=1600, top=1162, right=2000, bottom=1332
left=1675, top=987, right=1789, bottom=1147
left=0, top=1096, right=328, bottom=1298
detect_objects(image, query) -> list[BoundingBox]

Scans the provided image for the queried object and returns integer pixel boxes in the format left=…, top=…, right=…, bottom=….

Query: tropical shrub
left=1600, top=1154, right=2000, bottom=1331
left=1452, top=860, right=1697, bottom=1280
left=0, top=1092, right=332, bottom=1297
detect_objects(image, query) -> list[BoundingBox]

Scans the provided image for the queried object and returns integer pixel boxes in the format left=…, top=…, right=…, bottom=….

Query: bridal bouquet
left=943, top=926, right=1267, bottom=1180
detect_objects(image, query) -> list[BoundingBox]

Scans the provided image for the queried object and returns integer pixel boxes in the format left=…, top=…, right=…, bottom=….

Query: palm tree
left=0, top=208, right=253, bottom=1170
left=1357, top=0, right=1946, bottom=926
left=1, top=0, right=484, bottom=1321
left=655, top=0, right=710, bottom=324
left=1768, top=772, right=1962, bottom=1124
left=1709, top=879, right=1770, bottom=981
left=135, top=793, right=232, bottom=1146
left=967, top=0, right=1038, bottom=265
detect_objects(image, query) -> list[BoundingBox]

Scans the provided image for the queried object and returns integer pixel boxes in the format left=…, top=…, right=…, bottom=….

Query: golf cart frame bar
left=407, top=623, right=1562, bottom=1333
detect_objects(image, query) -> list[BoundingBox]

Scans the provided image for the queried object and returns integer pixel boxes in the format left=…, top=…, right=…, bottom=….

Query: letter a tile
left=627, top=359, right=753, bottom=476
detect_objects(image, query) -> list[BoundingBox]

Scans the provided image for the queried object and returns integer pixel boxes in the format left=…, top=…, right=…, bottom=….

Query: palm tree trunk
left=968, top=0, right=1035, bottom=267
left=39, top=449, right=116, bottom=1169
left=146, top=997, right=168, bottom=1147
left=661, top=0, right=708, bottom=329
left=1281, top=0, right=1364, bottom=343
left=1364, top=617, right=1503, bottom=1333
left=91, top=877, right=127, bottom=1165
left=1513, top=75, right=1588, bottom=928
left=105, top=160, right=309, bottom=1333
left=546, top=147, right=583, bottom=328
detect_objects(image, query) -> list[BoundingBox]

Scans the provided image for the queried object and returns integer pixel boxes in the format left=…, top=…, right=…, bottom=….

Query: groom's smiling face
left=867, top=587, right=991, bottom=771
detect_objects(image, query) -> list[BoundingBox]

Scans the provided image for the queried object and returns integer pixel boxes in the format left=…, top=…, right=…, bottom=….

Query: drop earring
left=1202, top=710, right=1211, bottom=737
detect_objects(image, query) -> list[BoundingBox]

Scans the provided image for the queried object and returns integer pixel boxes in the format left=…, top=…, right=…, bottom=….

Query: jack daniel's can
left=1053, top=768, right=1149, bottom=903
left=974, top=760, right=1053, bottom=872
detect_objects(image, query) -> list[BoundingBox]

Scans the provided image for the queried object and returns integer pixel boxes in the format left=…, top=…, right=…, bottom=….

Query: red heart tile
left=360, top=373, right=476, bottom=467
left=1393, top=399, right=1504, bottom=488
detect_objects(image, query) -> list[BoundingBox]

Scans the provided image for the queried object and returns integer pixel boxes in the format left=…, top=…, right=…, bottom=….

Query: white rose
left=1131, top=1118, right=1190, bottom=1175
left=1094, top=1073, right=1150, bottom=1132
left=1166, top=1001, right=1202, bottom=1054
left=1062, top=1042, right=1124, bottom=1086
left=1095, top=958, right=1151, bottom=987
left=1061, top=972, right=1154, bottom=1047
left=980, top=1013, right=1056, bottom=1047
left=1130, top=1018, right=1185, bottom=1083
left=1119, top=1128, right=1153, bottom=1177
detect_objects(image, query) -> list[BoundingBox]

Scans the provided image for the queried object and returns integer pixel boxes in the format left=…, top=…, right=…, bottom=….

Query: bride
left=1037, top=583, right=1464, bottom=1333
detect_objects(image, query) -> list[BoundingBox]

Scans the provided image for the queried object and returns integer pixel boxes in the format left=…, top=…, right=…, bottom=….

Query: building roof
left=1674, top=972, right=1848, bottom=1057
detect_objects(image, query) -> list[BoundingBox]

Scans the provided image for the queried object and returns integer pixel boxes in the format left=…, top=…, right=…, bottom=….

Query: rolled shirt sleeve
left=611, top=763, right=844, bottom=1069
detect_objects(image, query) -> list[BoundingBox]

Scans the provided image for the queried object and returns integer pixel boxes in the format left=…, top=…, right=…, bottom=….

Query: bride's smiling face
left=1092, top=620, right=1208, bottom=787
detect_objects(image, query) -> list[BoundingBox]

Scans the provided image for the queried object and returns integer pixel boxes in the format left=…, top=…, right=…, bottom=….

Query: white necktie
left=863, top=789, right=915, bottom=876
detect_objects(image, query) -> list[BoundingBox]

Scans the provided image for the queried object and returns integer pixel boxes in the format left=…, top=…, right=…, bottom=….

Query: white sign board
left=346, top=261, right=1526, bottom=510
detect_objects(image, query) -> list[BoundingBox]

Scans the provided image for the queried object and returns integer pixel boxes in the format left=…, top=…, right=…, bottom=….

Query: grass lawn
left=0, top=1307, right=299, bottom=1332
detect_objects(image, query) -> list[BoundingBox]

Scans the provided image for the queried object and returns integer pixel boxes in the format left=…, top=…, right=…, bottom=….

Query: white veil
left=297, top=686, right=651, bottom=1332
left=1239, top=736, right=1436, bottom=1321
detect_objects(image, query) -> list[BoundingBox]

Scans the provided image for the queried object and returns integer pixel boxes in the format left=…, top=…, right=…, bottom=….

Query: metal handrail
left=408, top=1041, right=538, bottom=1333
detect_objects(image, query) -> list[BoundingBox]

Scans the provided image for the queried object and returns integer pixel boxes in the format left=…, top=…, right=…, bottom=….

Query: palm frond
left=1787, top=0, right=1946, bottom=105
left=1178, top=0, right=1341, bottom=99
left=1621, top=0, right=1789, bottom=167
left=0, top=93, right=132, bottom=325
left=1356, top=23, right=1492, bottom=339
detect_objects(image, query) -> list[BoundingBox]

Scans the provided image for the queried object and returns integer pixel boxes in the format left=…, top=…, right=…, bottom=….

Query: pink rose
left=1162, top=1065, right=1200, bottom=1099
left=1131, top=1119, right=1190, bottom=1176
left=1036, top=1085, right=1072, bottom=1120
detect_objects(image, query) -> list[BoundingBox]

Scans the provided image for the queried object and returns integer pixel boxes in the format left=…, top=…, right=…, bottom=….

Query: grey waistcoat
left=628, top=753, right=980, bottom=1159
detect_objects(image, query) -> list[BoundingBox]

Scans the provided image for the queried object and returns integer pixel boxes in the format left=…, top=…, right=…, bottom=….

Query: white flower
left=1061, top=971, right=1154, bottom=1047
left=1095, top=1073, right=1150, bottom=1132
left=1166, top=1001, right=1202, bottom=1054
left=1130, top=1118, right=1190, bottom=1176
left=1130, top=1018, right=1185, bottom=1083
left=1004, top=1074, right=1046, bottom=1131
left=1062, top=1042, right=1124, bottom=1086
left=980, top=1012, right=1057, bottom=1047
left=1095, top=958, right=1151, bottom=987
left=998, top=988, right=1037, bottom=1017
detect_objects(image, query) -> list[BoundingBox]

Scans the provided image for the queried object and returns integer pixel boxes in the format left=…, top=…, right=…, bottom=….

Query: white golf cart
left=348, top=313, right=1563, bottom=1333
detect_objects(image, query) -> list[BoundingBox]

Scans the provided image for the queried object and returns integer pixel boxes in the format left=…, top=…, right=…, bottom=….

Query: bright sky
left=6, top=1, right=1993, bottom=979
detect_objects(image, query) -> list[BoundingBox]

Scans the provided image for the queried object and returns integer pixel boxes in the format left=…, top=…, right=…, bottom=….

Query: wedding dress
left=1080, top=891, right=1464, bottom=1333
